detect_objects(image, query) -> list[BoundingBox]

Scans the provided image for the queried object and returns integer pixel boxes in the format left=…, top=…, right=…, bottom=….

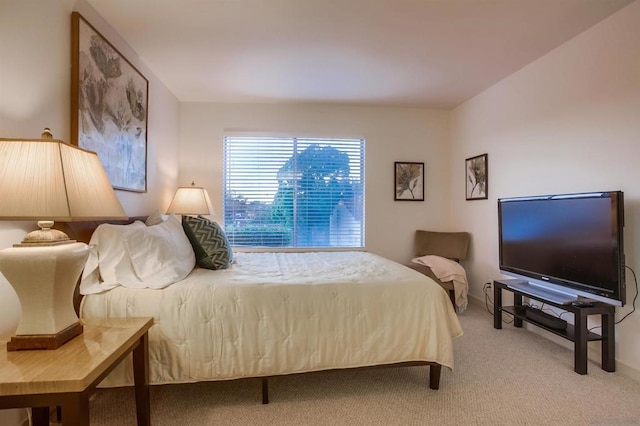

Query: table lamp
left=0, top=129, right=127, bottom=351
left=166, top=181, right=213, bottom=215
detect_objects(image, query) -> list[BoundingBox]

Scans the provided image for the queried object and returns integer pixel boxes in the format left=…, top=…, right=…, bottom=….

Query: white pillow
left=145, top=209, right=168, bottom=226
left=120, top=215, right=195, bottom=288
left=80, top=221, right=147, bottom=295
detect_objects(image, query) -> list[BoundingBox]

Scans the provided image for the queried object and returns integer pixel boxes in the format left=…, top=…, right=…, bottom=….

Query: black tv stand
left=520, top=306, right=568, bottom=330
left=493, top=279, right=616, bottom=374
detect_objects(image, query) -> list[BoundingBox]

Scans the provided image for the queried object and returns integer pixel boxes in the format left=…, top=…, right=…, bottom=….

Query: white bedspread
left=81, top=251, right=463, bottom=387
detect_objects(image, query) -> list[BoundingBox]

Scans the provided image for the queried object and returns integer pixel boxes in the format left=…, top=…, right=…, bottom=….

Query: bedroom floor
left=86, top=302, right=640, bottom=425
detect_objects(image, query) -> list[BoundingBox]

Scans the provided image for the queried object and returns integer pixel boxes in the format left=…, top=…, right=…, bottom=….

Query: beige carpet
left=89, top=303, right=640, bottom=425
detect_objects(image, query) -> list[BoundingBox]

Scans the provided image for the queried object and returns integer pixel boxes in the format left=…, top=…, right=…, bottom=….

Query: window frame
left=223, top=135, right=365, bottom=250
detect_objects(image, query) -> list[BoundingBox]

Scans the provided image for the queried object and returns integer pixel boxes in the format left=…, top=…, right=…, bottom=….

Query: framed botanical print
left=71, top=12, right=148, bottom=192
left=465, top=153, right=488, bottom=200
left=395, top=162, right=424, bottom=201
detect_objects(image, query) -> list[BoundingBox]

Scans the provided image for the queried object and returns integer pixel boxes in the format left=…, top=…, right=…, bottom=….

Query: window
left=223, top=136, right=365, bottom=249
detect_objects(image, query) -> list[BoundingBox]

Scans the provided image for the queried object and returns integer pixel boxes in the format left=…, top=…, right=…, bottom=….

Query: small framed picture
left=395, top=162, right=424, bottom=201
left=465, top=153, right=488, bottom=200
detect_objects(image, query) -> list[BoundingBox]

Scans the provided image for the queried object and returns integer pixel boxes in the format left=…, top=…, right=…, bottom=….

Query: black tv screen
left=498, top=191, right=625, bottom=306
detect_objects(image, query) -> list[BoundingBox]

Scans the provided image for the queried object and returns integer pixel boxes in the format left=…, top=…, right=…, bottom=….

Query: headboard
left=56, top=217, right=147, bottom=244
left=54, top=217, right=148, bottom=314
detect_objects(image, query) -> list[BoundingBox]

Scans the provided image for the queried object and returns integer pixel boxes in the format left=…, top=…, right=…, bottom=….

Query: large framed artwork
left=71, top=12, right=148, bottom=192
left=395, top=162, right=424, bottom=201
left=465, top=153, right=488, bottom=200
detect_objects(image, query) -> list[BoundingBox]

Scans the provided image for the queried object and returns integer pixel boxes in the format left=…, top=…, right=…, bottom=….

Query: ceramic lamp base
left=0, top=241, right=89, bottom=350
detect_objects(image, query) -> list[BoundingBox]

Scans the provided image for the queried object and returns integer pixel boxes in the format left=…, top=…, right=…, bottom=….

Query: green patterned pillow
left=181, top=215, right=233, bottom=270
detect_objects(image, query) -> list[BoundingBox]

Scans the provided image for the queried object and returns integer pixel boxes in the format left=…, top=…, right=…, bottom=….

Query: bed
left=64, top=216, right=463, bottom=402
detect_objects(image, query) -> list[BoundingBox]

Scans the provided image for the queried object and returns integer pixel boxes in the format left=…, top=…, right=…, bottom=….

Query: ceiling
left=87, top=0, right=634, bottom=109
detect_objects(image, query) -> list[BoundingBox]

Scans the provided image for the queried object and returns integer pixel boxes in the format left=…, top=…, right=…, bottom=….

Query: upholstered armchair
left=405, top=230, right=470, bottom=307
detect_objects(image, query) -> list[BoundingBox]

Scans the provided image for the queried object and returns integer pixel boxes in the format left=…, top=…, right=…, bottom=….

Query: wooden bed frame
left=60, top=218, right=444, bottom=403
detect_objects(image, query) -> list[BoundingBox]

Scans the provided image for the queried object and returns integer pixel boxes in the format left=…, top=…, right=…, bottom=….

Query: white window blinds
left=223, top=136, right=365, bottom=248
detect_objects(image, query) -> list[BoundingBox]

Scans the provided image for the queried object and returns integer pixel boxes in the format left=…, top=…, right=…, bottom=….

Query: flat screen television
left=498, top=191, right=625, bottom=306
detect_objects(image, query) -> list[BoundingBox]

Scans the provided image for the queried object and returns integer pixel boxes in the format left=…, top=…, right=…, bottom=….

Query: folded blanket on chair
left=411, top=255, right=468, bottom=312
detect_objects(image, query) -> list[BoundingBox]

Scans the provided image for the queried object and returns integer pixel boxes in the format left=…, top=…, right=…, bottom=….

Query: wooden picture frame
left=465, top=153, right=488, bottom=200
left=395, top=162, right=424, bottom=201
left=71, top=12, right=148, bottom=193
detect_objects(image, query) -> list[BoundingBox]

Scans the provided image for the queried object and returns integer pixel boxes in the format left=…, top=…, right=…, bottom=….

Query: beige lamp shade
left=166, top=182, right=213, bottom=215
left=0, top=135, right=126, bottom=221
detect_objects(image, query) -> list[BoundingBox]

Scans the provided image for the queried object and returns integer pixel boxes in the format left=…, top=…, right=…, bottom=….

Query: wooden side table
left=0, top=317, right=153, bottom=426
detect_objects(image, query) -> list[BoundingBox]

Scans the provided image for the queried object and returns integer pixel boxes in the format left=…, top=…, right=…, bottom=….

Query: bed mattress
left=80, top=251, right=463, bottom=386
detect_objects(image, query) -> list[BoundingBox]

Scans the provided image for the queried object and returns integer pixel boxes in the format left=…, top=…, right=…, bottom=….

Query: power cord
left=586, top=265, right=637, bottom=332
left=558, top=310, right=572, bottom=321
left=616, top=265, right=638, bottom=324
left=483, top=282, right=513, bottom=324
left=538, top=302, right=565, bottom=320
left=482, top=282, right=493, bottom=315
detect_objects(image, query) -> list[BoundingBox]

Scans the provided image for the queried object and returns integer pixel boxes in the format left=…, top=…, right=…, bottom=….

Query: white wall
left=179, top=103, right=451, bottom=263
left=0, top=1, right=180, bottom=422
left=450, top=1, right=640, bottom=375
